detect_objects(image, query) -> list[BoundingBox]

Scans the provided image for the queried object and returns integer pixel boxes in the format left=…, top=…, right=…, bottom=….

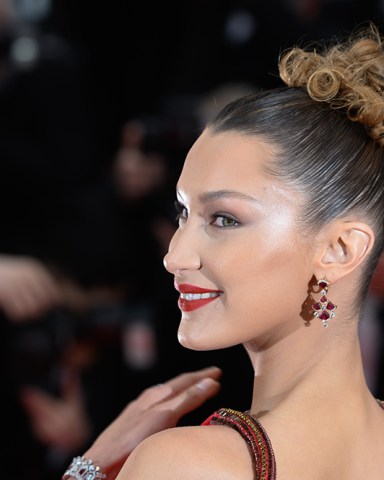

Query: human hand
left=0, top=254, right=62, bottom=321
left=78, top=366, right=222, bottom=479
left=19, top=371, right=91, bottom=453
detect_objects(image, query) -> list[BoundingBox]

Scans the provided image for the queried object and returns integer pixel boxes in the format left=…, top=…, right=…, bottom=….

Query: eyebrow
left=176, top=189, right=262, bottom=205
left=198, top=190, right=261, bottom=204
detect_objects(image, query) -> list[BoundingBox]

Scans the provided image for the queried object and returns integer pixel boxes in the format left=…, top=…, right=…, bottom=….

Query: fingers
left=0, top=256, right=63, bottom=321
left=80, top=368, right=223, bottom=475
left=163, top=376, right=221, bottom=417
left=134, top=383, right=174, bottom=409
left=163, top=366, right=222, bottom=396
left=139, top=369, right=222, bottom=423
left=19, top=388, right=62, bottom=440
left=135, top=366, right=222, bottom=409
left=2, top=285, right=55, bottom=320
left=15, top=266, right=62, bottom=318
left=20, top=387, right=59, bottom=416
left=20, top=385, right=91, bottom=450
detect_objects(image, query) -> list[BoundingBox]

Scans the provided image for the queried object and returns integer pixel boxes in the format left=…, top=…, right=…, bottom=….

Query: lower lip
left=178, top=295, right=221, bottom=312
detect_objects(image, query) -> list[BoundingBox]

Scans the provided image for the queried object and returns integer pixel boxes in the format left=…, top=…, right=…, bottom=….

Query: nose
left=163, top=226, right=202, bottom=274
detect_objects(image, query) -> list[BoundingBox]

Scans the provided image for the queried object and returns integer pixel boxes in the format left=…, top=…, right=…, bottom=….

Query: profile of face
left=163, top=129, right=318, bottom=351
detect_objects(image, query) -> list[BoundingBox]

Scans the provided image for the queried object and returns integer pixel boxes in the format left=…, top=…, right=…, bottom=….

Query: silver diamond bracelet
left=62, top=456, right=107, bottom=480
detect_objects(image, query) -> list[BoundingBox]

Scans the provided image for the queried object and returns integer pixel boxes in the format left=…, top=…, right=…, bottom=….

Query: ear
left=313, top=220, right=375, bottom=283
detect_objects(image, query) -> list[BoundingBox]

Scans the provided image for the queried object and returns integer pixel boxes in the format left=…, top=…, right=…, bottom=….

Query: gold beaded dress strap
left=201, top=407, right=276, bottom=480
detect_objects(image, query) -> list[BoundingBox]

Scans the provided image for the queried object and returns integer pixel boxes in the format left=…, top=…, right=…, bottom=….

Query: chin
left=177, top=326, right=210, bottom=350
left=177, top=329, right=230, bottom=352
left=177, top=331, right=205, bottom=351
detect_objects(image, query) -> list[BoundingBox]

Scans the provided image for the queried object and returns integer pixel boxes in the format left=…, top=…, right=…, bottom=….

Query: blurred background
left=1, top=1, right=384, bottom=478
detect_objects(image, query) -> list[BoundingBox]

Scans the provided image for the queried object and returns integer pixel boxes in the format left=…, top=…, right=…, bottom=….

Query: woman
left=64, top=25, right=384, bottom=479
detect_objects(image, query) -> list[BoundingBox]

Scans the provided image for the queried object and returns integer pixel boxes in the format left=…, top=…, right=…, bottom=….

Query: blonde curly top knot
left=278, top=24, right=384, bottom=147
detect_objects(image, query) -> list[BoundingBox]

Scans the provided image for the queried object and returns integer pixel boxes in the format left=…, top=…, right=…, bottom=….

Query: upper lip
left=175, top=282, right=222, bottom=294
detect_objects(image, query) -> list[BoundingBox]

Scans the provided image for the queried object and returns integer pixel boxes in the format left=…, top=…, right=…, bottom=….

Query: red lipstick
left=175, top=283, right=223, bottom=312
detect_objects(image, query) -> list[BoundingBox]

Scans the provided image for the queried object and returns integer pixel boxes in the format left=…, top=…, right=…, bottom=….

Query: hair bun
left=278, top=24, right=384, bottom=147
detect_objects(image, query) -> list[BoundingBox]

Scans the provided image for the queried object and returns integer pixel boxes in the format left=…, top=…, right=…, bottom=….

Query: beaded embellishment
left=202, top=402, right=383, bottom=479
left=202, top=407, right=276, bottom=480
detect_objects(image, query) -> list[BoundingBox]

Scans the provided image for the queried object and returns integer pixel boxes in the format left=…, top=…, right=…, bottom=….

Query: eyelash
left=174, top=200, right=187, bottom=222
left=174, top=200, right=240, bottom=228
left=212, top=214, right=239, bottom=228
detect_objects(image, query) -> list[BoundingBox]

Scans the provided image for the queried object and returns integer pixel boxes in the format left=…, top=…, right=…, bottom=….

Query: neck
left=245, top=320, right=370, bottom=417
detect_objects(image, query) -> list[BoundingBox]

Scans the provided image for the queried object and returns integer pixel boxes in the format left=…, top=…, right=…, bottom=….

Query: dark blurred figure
left=0, top=2, right=144, bottom=478
left=112, top=118, right=178, bottom=254
left=360, top=254, right=384, bottom=398
left=10, top=112, right=184, bottom=479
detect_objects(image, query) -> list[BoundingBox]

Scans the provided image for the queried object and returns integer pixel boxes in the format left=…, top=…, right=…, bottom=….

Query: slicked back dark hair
left=208, top=87, right=384, bottom=304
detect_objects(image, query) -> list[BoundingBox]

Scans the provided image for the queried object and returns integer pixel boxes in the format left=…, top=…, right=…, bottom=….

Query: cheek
left=212, top=231, right=311, bottom=313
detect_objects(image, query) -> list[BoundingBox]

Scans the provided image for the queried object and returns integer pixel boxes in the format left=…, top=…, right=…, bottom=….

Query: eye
left=174, top=200, right=188, bottom=223
left=211, top=214, right=239, bottom=228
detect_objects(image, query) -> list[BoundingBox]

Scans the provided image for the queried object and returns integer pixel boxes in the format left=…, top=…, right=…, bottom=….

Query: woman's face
left=163, top=129, right=316, bottom=351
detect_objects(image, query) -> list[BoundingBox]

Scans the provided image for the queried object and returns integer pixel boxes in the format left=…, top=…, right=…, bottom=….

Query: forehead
left=177, top=129, right=281, bottom=201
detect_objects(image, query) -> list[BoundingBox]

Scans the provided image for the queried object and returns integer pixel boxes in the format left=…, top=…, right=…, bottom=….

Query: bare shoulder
left=116, top=424, right=253, bottom=480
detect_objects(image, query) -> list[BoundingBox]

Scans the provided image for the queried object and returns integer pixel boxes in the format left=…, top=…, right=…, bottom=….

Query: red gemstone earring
left=312, top=278, right=337, bottom=328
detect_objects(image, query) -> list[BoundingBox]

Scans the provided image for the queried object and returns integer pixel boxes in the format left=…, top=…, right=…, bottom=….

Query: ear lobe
left=316, top=222, right=374, bottom=282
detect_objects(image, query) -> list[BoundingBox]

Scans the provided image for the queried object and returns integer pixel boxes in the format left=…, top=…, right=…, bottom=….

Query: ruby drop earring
left=312, top=278, right=337, bottom=328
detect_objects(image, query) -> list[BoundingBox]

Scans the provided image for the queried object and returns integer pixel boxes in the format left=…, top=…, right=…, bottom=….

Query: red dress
left=202, top=401, right=384, bottom=480
left=202, top=407, right=276, bottom=480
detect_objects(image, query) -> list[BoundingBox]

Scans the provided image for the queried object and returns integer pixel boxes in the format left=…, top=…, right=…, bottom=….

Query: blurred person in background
left=11, top=113, right=192, bottom=478
left=112, top=117, right=177, bottom=257
left=0, top=1, right=96, bottom=477
left=360, top=254, right=384, bottom=398
left=0, top=2, right=166, bottom=478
